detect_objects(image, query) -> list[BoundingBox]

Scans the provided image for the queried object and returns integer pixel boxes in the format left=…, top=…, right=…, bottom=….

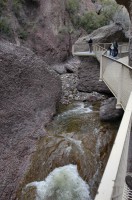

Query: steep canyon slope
left=1, top=0, right=95, bottom=64
left=0, top=0, right=97, bottom=199
left=0, top=41, right=61, bottom=200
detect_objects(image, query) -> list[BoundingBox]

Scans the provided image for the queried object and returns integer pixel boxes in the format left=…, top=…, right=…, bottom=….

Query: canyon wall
left=1, top=0, right=95, bottom=64
left=116, top=0, right=132, bottom=66
left=0, top=41, right=61, bottom=200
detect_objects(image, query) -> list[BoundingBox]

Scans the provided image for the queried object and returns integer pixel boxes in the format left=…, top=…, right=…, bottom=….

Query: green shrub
left=0, top=17, right=11, bottom=35
left=79, top=0, right=120, bottom=33
left=66, top=0, right=120, bottom=33
left=70, top=14, right=81, bottom=27
left=80, top=12, right=106, bottom=33
left=0, top=0, right=7, bottom=15
left=66, top=0, right=79, bottom=14
left=99, top=0, right=119, bottom=22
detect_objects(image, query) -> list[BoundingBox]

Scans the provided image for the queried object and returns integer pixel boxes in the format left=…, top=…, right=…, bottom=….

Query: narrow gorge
left=0, top=0, right=131, bottom=199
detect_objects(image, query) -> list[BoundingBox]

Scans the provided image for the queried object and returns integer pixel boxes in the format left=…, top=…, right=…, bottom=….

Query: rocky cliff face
left=0, top=1, right=97, bottom=198
left=0, top=41, right=61, bottom=200
left=1, top=0, right=95, bottom=64
left=115, top=0, right=132, bottom=66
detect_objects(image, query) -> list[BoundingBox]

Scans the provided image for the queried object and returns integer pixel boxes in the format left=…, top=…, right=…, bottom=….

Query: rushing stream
left=26, top=164, right=91, bottom=200
left=20, top=101, right=120, bottom=200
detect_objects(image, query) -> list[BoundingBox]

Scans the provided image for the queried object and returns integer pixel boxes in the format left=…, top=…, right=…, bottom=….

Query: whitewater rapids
left=26, top=164, right=91, bottom=200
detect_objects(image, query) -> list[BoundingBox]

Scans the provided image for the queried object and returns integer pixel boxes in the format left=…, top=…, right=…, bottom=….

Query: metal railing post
left=119, top=45, right=122, bottom=57
left=99, top=55, right=103, bottom=81
left=72, top=45, right=74, bottom=55
left=116, top=64, right=123, bottom=109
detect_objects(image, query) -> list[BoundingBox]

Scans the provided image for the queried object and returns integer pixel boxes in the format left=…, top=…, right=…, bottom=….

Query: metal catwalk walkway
left=72, top=41, right=132, bottom=200
left=73, top=51, right=95, bottom=56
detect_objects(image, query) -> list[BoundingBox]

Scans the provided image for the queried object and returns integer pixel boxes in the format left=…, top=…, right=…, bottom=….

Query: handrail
left=94, top=42, right=132, bottom=200
left=73, top=42, right=128, bottom=53
left=99, top=44, right=131, bottom=110
left=93, top=44, right=106, bottom=51
left=72, top=42, right=129, bottom=64
left=103, top=53, right=132, bottom=70
left=95, top=92, right=132, bottom=200
left=72, top=43, right=130, bottom=107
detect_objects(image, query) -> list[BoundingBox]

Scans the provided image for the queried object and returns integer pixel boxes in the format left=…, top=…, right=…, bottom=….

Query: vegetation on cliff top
left=0, top=0, right=129, bottom=40
left=0, top=0, right=39, bottom=39
left=66, top=0, right=121, bottom=33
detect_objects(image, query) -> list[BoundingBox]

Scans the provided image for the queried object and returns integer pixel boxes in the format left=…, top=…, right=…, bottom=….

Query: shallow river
left=20, top=101, right=120, bottom=200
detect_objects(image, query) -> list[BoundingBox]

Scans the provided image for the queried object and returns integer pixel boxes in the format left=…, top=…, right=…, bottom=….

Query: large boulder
left=82, top=23, right=129, bottom=43
left=100, top=97, right=124, bottom=121
left=53, top=64, right=67, bottom=74
left=0, top=41, right=61, bottom=200
left=77, top=56, right=111, bottom=94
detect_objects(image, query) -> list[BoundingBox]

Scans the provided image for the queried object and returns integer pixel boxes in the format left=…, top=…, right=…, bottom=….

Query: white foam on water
left=61, top=102, right=92, bottom=117
left=65, top=146, right=72, bottom=155
left=26, top=164, right=91, bottom=200
left=64, top=137, right=84, bottom=154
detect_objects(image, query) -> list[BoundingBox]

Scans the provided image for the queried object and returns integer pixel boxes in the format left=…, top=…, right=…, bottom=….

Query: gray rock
left=77, top=57, right=111, bottom=94
left=100, top=97, right=124, bottom=121
left=53, top=64, right=67, bottom=74
left=86, top=93, right=104, bottom=102
left=65, top=64, right=75, bottom=73
left=81, top=23, right=128, bottom=43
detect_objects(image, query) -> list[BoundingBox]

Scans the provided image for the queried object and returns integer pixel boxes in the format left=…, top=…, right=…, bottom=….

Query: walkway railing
left=95, top=92, right=132, bottom=200
left=100, top=53, right=132, bottom=110
left=94, top=43, right=132, bottom=200
left=93, top=44, right=107, bottom=62
left=72, top=41, right=132, bottom=200
left=72, top=42, right=128, bottom=60
left=72, top=42, right=111, bottom=61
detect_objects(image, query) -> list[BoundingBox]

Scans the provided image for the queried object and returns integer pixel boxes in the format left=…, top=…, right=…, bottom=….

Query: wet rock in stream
left=100, top=97, right=124, bottom=121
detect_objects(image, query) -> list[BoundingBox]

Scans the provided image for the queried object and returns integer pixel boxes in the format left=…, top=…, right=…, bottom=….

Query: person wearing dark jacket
left=88, top=38, right=93, bottom=52
left=113, top=41, right=118, bottom=57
